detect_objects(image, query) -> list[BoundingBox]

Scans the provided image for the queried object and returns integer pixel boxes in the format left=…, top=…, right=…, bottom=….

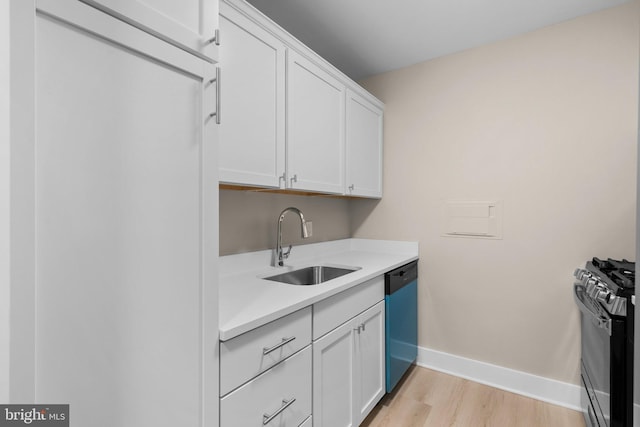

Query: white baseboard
left=416, top=347, right=582, bottom=411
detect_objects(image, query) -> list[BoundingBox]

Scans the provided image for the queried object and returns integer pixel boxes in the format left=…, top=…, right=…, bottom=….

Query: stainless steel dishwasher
left=385, top=260, right=418, bottom=392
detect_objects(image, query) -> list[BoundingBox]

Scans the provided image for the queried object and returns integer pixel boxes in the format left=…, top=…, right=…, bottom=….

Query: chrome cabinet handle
left=263, top=398, right=296, bottom=425
left=263, top=336, right=296, bottom=355
left=206, top=29, right=220, bottom=46
left=290, top=174, right=298, bottom=186
left=360, top=322, right=365, bottom=332
left=348, top=184, right=354, bottom=192
left=207, top=67, right=221, bottom=124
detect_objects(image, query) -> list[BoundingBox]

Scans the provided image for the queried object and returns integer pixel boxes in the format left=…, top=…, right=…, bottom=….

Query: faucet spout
left=276, top=207, right=311, bottom=267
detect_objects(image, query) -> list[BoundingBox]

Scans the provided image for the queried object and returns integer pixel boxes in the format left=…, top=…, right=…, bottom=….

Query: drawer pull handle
left=263, top=336, right=296, bottom=355
left=263, top=397, right=296, bottom=425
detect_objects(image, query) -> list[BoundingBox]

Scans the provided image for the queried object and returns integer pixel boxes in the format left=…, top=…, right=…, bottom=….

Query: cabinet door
left=354, top=301, right=386, bottom=423
left=219, top=4, right=286, bottom=188
left=34, top=2, right=218, bottom=426
left=79, top=0, right=218, bottom=60
left=313, top=319, right=356, bottom=427
left=288, top=51, right=345, bottom=194
left=345, top=89, right=384, bottom=198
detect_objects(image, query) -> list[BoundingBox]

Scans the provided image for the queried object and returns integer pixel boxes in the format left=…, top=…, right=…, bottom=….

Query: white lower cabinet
left=313, top=300, right=386, bottom=427
left=219, top=308, right=312, bottom=426
left=221, top=346, right=312, bottom=426
left=220, top=279, right=385, bottom=427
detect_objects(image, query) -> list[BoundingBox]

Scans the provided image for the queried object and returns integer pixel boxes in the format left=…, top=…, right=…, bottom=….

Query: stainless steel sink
left=264, top=265, right=360, bottom=286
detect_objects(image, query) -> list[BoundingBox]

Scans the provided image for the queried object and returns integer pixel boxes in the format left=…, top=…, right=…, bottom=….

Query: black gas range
left=574, top=257, right=634, bottom=427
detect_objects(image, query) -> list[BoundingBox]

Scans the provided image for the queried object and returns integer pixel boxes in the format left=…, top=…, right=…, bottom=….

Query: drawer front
left=220, top=306, right=312, bottom=396
left=313, top=276, right=383, bottom=340
left=221, top=346, right=312, bottom=427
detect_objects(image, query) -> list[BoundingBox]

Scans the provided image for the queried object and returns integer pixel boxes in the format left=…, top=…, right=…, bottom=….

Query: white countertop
left=219, top=238, right=419, bottom=341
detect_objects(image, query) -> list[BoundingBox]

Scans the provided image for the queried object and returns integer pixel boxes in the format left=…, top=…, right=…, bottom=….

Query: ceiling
left=245, top=0, right=632, bottom=80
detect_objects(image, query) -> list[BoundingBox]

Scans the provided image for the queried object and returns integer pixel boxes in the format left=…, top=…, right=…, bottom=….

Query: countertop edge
left=219, top=239, right=419, bottom=341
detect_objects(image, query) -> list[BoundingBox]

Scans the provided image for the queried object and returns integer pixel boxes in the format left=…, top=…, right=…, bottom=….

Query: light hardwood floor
left=361, top=365, right=585, bottom=427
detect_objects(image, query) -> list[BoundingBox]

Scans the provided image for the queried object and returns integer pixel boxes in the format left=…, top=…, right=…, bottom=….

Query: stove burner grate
left=592, top=257, right=635, bottom=289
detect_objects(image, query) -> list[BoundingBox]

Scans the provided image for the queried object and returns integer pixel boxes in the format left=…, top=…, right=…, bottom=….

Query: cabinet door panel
left=313, top=320, right=355, bottom=427
left=34, top=4, right=218, bottom=426
left=79, top=0, right=218, bottom=60
left=355, top=301, right=386, bottom=422
left=288, top=51, right=345, bottom=194
left=219, top=5, right=286, bottom=187
left=346, top=90, right=383, bottom=198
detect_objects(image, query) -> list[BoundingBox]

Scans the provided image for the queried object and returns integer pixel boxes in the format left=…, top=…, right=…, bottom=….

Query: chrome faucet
left=276, top=207, right=311, bottom=267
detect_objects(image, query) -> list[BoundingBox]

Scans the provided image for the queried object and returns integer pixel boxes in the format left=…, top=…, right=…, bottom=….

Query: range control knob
left=589, top=282, right=604, bottom=298
left=596, top=288, right=611, bottom=304
left=575, top=269, right=589, bottom=281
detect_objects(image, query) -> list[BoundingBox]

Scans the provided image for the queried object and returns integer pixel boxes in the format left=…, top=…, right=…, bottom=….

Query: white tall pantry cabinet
left=10, top=0, right=220, bottom=426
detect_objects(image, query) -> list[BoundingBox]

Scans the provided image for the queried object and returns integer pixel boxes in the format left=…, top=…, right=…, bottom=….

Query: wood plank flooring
left=361, top=365, right=585, bottom=427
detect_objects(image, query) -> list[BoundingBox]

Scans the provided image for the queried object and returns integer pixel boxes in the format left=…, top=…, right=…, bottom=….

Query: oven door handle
left=574, top=284, right=612, bottom=336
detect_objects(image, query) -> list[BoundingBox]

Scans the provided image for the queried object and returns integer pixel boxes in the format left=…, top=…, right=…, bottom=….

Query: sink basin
left=264, top=265, right=360, bottom=286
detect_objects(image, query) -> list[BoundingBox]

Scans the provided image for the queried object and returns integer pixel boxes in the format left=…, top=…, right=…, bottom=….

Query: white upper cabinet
left=217, top=0, right=383, bottom=197
left=346, top=89, right=384, bottom=198
left=219, top=2, right=286, bottom=188
left=287, top=51, right=346, bottom=194
left=79, top=0, right=219, bottom=61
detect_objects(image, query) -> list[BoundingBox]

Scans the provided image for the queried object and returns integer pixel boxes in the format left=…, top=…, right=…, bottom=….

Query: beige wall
left=354, top=1, right=639, bottom=384
left=219, top=189, right=351, bottom=255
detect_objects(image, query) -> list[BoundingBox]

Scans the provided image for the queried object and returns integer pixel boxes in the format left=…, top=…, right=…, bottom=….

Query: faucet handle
left=282, top=245, right=292, bottom=260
